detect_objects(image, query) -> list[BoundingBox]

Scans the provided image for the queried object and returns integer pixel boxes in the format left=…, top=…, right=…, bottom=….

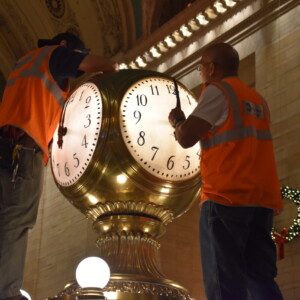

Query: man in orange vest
left=0, top=32, right=118, bottom=300
left=168, top=43, right=283, bottom=300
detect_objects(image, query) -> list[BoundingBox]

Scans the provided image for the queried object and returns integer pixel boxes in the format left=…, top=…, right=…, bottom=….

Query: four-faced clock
left=51, top=82, right=103, bottom=187
left=51, top=70, right=201, bottom=213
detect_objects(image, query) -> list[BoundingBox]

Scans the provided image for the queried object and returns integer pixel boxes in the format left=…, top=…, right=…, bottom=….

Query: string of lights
left=275, top=186, right=300, bottom=242
left=119, top=0, right=242, bottom=70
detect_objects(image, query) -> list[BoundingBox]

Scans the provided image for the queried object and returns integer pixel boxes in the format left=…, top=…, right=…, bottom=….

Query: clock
left=51, top=82, right=103, bottom=187
left=119, top=76, right=200, bottom=182
left=51, top=69, right=201, bottom=217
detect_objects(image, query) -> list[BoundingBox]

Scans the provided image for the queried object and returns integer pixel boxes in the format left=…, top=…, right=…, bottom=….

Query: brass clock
left=51, top=69, right=201, bottom=217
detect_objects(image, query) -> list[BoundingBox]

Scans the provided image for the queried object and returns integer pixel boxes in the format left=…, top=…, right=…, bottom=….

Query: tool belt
left=0, top=126, right=41, bottom=172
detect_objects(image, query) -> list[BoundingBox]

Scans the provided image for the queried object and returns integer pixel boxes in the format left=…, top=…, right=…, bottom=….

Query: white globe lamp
left=76, top=256, right=110, bottom=289
left=20, top=289, right=31, bottom=300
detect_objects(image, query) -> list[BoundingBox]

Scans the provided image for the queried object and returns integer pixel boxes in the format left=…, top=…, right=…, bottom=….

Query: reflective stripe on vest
left=200, top=81, right=272, bottom=150
left=6, top=46, right=65, bottom=108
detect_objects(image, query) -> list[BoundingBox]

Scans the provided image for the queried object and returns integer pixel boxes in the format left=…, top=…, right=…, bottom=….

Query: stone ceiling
left=0, top=0, right=195, bottom=76
left=0, top=0, right=297, bottom=82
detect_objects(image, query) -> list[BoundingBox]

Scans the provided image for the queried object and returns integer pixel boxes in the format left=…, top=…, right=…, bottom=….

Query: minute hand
left=173, top=78, right=181, bottom=109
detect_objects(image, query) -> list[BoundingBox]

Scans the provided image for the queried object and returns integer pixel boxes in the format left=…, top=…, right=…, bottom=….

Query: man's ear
left=59, top=39, right=67, bottom=47
left=209, top=62, right=216, bottom=77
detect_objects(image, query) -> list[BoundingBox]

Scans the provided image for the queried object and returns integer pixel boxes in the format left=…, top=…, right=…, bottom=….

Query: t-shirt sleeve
left=191, top=84, right=228, bottom=128
left=50, top=46, right=87, bottom=79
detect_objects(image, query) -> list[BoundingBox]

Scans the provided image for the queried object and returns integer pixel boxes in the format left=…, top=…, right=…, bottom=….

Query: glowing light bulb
left=20, top=290, right=31, bottom=300
left=76, top=257, right=110, bottom=288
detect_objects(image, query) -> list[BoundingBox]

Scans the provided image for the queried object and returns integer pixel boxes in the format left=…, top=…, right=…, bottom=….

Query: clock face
left=120, top=77, right=200, bottom=182
left=51, top=82, right=102, bottom=187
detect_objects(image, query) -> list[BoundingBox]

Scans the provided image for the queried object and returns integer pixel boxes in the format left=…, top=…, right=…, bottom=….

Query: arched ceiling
left=0, top=0, right=195, bottom=76
left=0, top=0, right=297, bottom=81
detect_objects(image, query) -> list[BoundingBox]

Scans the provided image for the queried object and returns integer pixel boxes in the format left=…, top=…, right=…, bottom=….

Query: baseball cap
left=38, top=32, right=89, bottom=53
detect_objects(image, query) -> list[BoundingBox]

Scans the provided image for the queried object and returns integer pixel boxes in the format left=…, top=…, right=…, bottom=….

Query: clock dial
left=120, top=77, right=200, bottom=182
left=51, top=82, right=102, bottom=187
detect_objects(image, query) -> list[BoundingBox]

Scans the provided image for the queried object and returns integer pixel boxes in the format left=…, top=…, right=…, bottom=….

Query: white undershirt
left=191, top=84, right=228, bottom=131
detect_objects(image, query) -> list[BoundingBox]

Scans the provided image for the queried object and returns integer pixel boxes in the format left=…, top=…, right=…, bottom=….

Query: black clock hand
left=173, top=78, right=181, bottom=109
left=57, top=100, right=68, bottom=149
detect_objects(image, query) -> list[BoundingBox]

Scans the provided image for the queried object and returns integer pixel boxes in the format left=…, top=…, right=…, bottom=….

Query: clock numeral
left=137, top=131, right=145, bottom=146
left=82, top=135, right=88, bottom=148
left=166, top=84, right=176, bottom=95
left=134, top=110, right=142, bottom=124
left=85, top=96, right=92, bottom=109
left=56, top=163, right=60, bottom=177
left=84, top=114, right=91, bottom=128
left=65, top=162, right=70, bottom=177
left=167, top=155, right=175, bottom=170
left=73, top=153, right=80, bottom=168
left=187, top=94, right=192, bottom=105
left=183, top=155, right=191, bottom=170
left=150, top=85, right=159, bottom=95
left=79, top=90, right=84, bottom=101
left=69, top=92, right=76, bottom=103
left=151, top=146, right=159, bottom=160
left=136, top=94, right=148, bottom=106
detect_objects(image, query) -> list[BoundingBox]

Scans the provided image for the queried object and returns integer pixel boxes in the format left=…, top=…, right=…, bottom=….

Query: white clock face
left=120, top=77, right=200, bottom=181
left=51, top=82, right=102, bottom=187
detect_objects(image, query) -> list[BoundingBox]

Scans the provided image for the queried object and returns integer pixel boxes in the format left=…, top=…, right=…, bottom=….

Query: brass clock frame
left=53, top=69, right=201, bottom=218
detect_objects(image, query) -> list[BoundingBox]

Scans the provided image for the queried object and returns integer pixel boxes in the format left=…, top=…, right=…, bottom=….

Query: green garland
left=274, top=186, right=300, bottom=242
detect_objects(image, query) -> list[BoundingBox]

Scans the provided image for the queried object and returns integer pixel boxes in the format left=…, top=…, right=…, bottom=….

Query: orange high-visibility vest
left=0, top=46, right=69, bottom=164
left=200, top=77, right=283, bottom=212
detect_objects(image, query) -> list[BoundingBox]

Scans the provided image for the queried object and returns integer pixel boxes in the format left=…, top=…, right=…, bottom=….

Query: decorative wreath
left=272, top=185, right=300, bottom=259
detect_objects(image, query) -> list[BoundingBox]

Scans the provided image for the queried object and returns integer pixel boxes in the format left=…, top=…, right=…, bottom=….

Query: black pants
left=200, top=201, right=284, bottom=300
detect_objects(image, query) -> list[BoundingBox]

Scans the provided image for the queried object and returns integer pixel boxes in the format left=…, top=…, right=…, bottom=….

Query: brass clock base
left=103, top=276, right=193, bottom=300
left=48, top=278, right=193, bottom=300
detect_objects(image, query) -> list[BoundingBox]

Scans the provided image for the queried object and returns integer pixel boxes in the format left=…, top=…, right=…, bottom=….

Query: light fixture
left=119, top=63, right=128, bottom=70
left=135, top=56, right=147, bottom=68
left=20, top=290, right=31, bottom=300
left=214, top=1, right=227, bottom=13
left=224, top=0, right=237, bottom=7
left=76, top=256, right=110, bottom=289
left=156, top=41, right=168, bottom=53
left=196, top=13, right=209, bottom=26
left=172, top=30, right=184, bottom=42
left=179, top=25, right=192, bottom=37
left=129, top=61, right=138, bottom=69
left=205, top=7, right=218, bottom=19
left=164, top=35, right=176, bottom=48
left=149, top=46, right=162, bottom=58
left=188, top=19, right=201, bottom=31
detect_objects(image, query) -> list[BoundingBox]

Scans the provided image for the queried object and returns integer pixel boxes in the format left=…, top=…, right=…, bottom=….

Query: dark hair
left=38, top=32, right=87, bottom=52
left=204, top=43, right=239, bottom=75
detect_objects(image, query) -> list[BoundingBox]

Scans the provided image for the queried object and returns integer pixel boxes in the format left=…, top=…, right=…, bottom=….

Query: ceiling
left=0, top=0, right=195, bottom=76
left=0, top=0, right=297, bottom=96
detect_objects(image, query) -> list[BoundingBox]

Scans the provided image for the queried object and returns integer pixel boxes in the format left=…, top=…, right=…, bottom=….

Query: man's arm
left=168, top=107, right=212, bottom=148
left=78, top=54, right=119, bottom=73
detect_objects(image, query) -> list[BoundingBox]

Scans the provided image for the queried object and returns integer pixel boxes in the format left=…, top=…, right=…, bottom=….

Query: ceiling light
left=136, top=56, right=147, bottom=68
left=149, top=46, right=162, bottom=58
left=164, top=36, right=176, bottom=48
left=179, top=25, right=192, bottom=37
left=196, top=13, right=209, bottom=25
left=119, top=63, right=128, bottom=70
left=129, top=61, right=139, bottom=69
left=214, top=1, right=227, bottom=13
left=224, top=0, right=237, bottom=7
